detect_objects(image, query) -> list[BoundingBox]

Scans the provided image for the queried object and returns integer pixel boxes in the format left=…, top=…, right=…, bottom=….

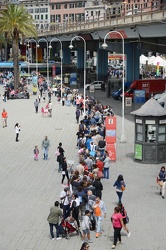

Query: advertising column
left=105, top=116, right=116, bottom=161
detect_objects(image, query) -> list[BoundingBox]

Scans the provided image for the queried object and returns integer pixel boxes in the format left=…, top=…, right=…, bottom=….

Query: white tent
left=148, top=55, right=156, bottom=65
left=140, top=54, right=148, bottom=64
left=152, top=56, right=166, bottom=66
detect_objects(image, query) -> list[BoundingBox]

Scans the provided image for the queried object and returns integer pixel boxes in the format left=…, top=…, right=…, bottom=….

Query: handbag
left=121, top=185, right=125, bottom=191
left=55, top=149, right=60, bottom=156
left=60, top=197, right=65, bottom=209
left=62, top=171, right=66, bottom=175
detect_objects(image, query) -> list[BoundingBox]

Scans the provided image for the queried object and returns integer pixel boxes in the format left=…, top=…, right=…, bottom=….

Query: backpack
left=79, top=124, right=84, bottom=132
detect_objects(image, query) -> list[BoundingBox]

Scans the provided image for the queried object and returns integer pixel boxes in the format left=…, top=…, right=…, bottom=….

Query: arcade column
left=97, top=48, right=108, bottom=81
left=63, top=46, right=71, bottom=65
left=77, top=47, right=85, bottom=88
left=125, top=42, right=141, bottom=82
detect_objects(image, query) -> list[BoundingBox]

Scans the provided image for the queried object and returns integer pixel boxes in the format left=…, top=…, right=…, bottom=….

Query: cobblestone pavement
left=0, top=86, right=165, bottom=250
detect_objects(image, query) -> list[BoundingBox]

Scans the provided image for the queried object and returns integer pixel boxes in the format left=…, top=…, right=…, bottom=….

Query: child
left=81, top=210, right=93, bottom=243
left=34, top=145, right=39, bottom=161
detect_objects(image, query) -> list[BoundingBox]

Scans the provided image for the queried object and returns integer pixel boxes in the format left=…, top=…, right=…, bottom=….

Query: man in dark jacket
left=47, top=201, right=63, bottom=240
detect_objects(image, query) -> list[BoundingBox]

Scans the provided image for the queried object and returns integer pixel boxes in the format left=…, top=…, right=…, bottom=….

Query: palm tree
left=0, top=4, right=37, bottom=89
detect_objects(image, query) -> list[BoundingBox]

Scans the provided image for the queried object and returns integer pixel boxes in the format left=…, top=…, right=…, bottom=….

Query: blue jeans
left=95, top=216, right=103, bottom=233
left=104, top=168, right=109, bottom=179
left=49, top=223, right=60, bottom=238
left=43, top=147, right=48, bottom=160
left=116, top=191, right=123, bottom=203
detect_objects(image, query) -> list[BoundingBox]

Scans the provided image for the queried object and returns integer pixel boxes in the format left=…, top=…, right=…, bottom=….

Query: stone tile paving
left=0, top=86, right=165, bottom=250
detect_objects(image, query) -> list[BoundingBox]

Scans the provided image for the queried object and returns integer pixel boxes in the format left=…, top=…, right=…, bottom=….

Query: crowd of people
left=46, top=88, right=131, bottom=250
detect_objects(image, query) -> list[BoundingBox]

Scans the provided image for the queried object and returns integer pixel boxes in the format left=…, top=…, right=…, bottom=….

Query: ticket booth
left=131, top=98, right=166, bottom=164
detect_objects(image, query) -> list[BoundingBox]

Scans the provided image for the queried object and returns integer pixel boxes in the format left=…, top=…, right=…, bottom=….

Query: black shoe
left=162, top=196, right=164, bottom=199
left=160, top=191, right=162, bottom=195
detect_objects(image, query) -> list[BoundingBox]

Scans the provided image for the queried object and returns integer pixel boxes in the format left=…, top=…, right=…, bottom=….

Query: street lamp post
left=69, top=36, right=86, bottom=116
left=37, top=38, right=49, bottom=81
left=49, top=38, right=63, bottom=101
left=28, top=39, right=38, bottom=74
left=27, top=42, right=30, bottom=76
left=102, top=31, right=126, bottom=142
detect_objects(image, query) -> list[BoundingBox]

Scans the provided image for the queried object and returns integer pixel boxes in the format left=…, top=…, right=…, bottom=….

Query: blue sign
left=70, top=73, right=77, bottom=85
left=134, top=90, right=146, bottom=103
left=32, top=76, right=38, bottom=85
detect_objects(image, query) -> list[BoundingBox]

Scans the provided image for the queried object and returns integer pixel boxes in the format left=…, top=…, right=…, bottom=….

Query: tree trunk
left=12, top=38, right=19, bottom=90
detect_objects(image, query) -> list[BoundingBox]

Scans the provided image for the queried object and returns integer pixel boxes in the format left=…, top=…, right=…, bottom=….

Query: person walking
left=57, top=142, right=65, bottom=173
left=118, top=203, right=131, bottom=237
left=41, top=136, right=50, bottom=160
left=103, top=151, right=111, bottom=179
left=15, top=123, right=20, bottom=142
left=34, top=99, right=39, bottom=113
left=61, top=157, right=70, bottom=185
left=76, top=108, right=81, bottom=124
left=33, top=145, right=39, bottom=161
left=81, top=210, right=93, bottom=243
left=111, top=206, right=125, bottom=249
left=157, top=166, right=166, bottom=199
left=113, top=175, right=126, bottom=204
left=2, top=108, right=8, bottom=128
left=93, top=196, right=106, bottom=238
left=47, top=201, right=62, bottom=240
left=48, top=100, right=52, bottom=117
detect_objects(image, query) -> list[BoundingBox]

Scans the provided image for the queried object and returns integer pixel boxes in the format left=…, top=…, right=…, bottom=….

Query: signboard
left=52, top=65, right=56, bottom=78
left=134, top=90, right=146, bottom=103
left=70, top=73, right=77, bottom=85
left=32, top=76, right=38, bottom=85
left=89, top=84, right=95, bottom=92
left=125, top=97, right=132, bottom=107
left=105, top=116, right=116, bottom=161
left=135, top=144, right=142, bottom=160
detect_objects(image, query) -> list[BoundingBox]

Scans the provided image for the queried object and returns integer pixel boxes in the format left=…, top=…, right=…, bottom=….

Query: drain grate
left=54, top=128, right=63, bottom=130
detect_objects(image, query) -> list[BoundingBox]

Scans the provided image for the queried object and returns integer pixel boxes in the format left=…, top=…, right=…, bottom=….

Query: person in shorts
left=81, top=210, right=93, bottom=243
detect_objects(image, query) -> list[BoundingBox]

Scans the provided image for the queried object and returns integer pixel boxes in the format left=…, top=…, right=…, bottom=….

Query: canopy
left=140, top=54, right=148, bottom=64
left=152, top=56, right=166, bottom=66
left=148, top=56, right=156, bottom=65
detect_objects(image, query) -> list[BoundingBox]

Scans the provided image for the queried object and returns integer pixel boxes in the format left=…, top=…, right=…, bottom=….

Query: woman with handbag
left=113, top=175, right=126, bottom=204
left=157, top=166, right=166, bottom=199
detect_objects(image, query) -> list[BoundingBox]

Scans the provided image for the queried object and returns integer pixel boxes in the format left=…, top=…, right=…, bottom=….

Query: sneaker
left=88, top=240, right=93, bottom=243
left=162, top=196, right=164, bottom=199
left=117, top=241, right=122, bottom=244
left=52, top=238, right=55, bottom=240
left=127, top=232, right=131, bottom=237
left=111, top=245, right=116, bottom=249
left=160, top=191, right=162, bottom=195
left=56, top=237, right=62, bottom=240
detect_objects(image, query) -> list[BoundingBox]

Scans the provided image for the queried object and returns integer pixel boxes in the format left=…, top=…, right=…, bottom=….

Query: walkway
left=0, top=86, right=165, bottom=250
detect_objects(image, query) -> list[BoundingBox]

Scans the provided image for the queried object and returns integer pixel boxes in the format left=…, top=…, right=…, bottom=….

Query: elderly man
left=93, top=196, right=106, bottom=238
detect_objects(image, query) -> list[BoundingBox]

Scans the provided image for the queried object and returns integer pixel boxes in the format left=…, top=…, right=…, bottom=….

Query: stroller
left=60, top=217, right=81, bottom=239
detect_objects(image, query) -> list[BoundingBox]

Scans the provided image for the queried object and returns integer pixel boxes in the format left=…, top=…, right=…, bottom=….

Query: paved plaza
left=0, top=85, right=165, bottom=250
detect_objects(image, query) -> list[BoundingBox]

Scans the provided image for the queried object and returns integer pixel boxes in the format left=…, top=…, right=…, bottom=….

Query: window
left=64, top=4, right=67, bottom=9
left=45, top=14, right=48, bottom=20
left=35, top=8, right=39, bottom=13
left=51, top=15, right=55, bottom=22
left=52, top=5, right=54, bottom=10
left=145, top=124, right=156, bottom=142
left=35, top=15, right=39, bottom=20
left=69, top=14, right=74, bottom=21
left=158, top=125, right=166, bottom=142
left=56, top=15, right=61, bottom=22
left=28, top=9, right=33, bottom=13
left=136, top=124, right=143, bottom=141
left=69, top=3, right=74, bottom=8
left=91, top=11, right=93, bottom=16
left=56, top=4, right=61, bottom=9
left=41, top=15, right=43, bottom=20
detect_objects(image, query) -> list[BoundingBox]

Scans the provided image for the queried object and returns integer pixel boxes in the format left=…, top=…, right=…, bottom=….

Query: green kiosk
left=131, top=98, right=166, bottom=164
